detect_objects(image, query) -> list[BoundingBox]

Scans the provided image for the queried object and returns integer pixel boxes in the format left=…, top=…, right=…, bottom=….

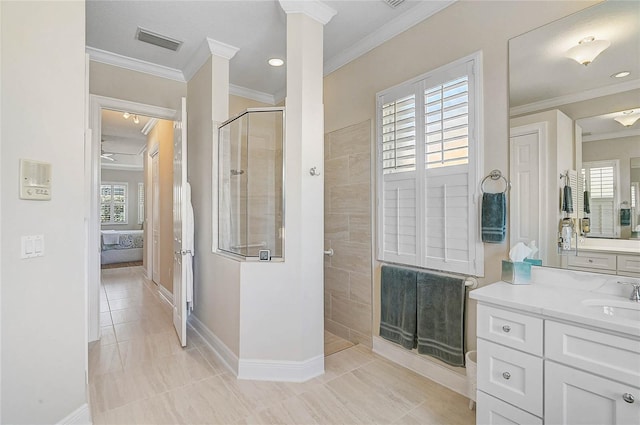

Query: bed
left=101, top=229, right=144, bottom=265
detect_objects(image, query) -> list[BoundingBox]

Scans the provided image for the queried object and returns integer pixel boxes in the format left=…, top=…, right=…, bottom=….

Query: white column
left=281, top=0, right=336, bottom=366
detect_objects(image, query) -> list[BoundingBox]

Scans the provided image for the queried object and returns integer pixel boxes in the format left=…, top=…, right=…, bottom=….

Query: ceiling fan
left=100, top=140, right=115, bottom=161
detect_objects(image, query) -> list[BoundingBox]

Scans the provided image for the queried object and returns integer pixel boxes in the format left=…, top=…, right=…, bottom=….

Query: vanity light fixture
left=611, top=71, right=631, bottom=78
left=614, top=110, right=640, bottom=127
left=268, top=58, right=284, bottom=67
left=122, top=112, right=131, bottom=119
left=133, top=115, right=140, bottom=124
left=566, top=36, right=610, bottom=66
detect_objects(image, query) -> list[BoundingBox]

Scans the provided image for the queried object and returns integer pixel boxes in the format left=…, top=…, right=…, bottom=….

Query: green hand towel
left=380, top=266, right=417, bottom=350
left=416, top=271, right=465, bottom=367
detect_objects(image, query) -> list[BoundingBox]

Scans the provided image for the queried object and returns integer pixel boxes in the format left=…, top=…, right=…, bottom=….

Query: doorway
left=88, top=95, right=176, bottom=342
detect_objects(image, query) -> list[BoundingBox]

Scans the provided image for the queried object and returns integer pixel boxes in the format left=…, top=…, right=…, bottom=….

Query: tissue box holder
left=523, top=258, right=542, bottom=266
left=502, top=260, right=531, bottom=285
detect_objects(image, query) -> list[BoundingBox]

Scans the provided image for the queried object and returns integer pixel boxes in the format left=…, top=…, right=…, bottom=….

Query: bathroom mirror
left=509, top=0, right=640, bottom=267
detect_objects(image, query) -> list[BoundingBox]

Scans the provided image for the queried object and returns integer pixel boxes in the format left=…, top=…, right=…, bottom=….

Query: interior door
left=172, top=97, right=188, bottom=347
left=510, top=124, right=545, bottom=264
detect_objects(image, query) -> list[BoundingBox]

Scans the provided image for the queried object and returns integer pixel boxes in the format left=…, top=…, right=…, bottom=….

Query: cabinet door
left=477, top=339, right=543, bottom=416
left=546, top=361, right=640, bottom=425
left=477, top=391, right=542, bottom=425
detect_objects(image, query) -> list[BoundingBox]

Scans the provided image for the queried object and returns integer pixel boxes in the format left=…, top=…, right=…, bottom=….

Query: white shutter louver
left=382, top=95, right=416, bottom=174
left=425, top=76, right=469, bottom=169
left=382, top=176, right=417, bottom=264
left=424, top=169, right=473, bottom=274
left=585, top=162, right=616, bottom=237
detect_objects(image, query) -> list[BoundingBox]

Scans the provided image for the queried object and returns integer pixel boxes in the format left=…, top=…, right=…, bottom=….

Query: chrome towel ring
left=481, top=169, right=510, bottom=194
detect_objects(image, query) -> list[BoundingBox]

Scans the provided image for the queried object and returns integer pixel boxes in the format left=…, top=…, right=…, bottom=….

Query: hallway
left=89, top=266, right=475, bottom=424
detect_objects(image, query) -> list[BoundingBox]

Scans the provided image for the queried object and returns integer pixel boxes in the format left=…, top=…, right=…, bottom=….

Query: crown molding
left=183, top=37, right=240, bottom=81
left=230, top=84, right=276, bottom=105
left=510, top=79, right=640, bottom=117
left=86, top=46, right=185, bottom=82
left=273, top=87, right=287, bottom=105
left=582, top=128, right=640, bottom=143
left=323, top=0, right=455, bottom=76
left=207, top=37, right=240, bottom=60
left=278, top=0, right=337, bottom=25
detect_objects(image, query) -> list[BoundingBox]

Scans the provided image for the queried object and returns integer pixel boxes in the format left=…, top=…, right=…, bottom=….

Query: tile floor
left=90, top=266, right=475, bottom=424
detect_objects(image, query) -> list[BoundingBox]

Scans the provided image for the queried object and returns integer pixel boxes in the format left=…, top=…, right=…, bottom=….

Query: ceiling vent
left=135, top=27, right=182, bottom=51
left=383, top=0, right=405, bottom=8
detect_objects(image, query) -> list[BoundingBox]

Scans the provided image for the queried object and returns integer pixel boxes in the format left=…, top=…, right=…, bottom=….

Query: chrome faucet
left=619, top=281, right=640, bottom=302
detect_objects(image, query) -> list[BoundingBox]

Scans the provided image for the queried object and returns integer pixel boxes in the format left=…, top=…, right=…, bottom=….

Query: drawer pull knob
left=588, top=259, right=593, bottom=263
left=502, top=325, right=511, bottom=333
left=622, top=393, right=635, bottom=404
left=502, top=372, right=511, bottom=380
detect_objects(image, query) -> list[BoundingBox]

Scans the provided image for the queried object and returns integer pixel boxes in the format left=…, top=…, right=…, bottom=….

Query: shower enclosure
left=218, top=108, right=284, bottom=259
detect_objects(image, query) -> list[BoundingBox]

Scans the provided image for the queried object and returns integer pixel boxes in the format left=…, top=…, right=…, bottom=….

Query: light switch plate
left=21, top=235, right=44, bottom=259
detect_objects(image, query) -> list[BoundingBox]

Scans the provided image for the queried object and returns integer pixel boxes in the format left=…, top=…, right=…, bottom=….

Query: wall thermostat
left=258, top=249, right=271, bottom=261
left=20, top=159, right=52, bottom=201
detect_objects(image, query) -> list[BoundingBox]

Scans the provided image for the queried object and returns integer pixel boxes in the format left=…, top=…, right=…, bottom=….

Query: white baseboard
left=188, top=315, right=324, bottom=382
left=156, top=283, right=174, bottom=306
left=238, top=354, right=324, bottom=383
left=188, top=315, right=239, bottom=375
left=57, top=403, right=92, bottom=425
left=372, top=336, right=469, bottom=397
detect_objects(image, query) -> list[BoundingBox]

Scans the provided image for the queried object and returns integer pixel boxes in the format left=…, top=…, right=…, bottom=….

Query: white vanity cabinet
left=567, top=251, right=640, bottom=278
left=475, top=302, right=640, bottom=425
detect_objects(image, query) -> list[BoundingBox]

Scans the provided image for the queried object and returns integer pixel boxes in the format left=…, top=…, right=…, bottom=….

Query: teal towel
left=562, top=185, right=573, bottom=213
left=481, top=192, right=506, bottom=243
left=380, top=266, right=417, bottom=350
left=416, top=272, right=465, bottom=367
left=621, top=208, right=631, bottom=226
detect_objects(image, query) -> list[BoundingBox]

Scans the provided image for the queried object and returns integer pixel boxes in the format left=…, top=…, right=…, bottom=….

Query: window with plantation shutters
left=583, top=160, right=618, bottom=237
left=101, top=182, right=128, bottom=225
left=138, top=183, right=145, bottom=225
left=377, top=53, right=483, bottom=276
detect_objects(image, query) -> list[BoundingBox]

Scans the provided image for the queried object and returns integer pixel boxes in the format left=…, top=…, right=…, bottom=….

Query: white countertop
left=470, top=267, right=640, bottom=338
left=579, top=245, right=640, bottom=255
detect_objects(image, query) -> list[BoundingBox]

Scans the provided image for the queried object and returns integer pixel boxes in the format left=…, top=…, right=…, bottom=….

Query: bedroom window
left=101, top=182, right=128, bottom=224
left=376, top=52, right=483, bottom=276
left=138, top=183, right=144, bottom=225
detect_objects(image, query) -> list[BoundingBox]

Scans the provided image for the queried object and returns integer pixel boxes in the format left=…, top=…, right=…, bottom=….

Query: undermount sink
left=582, top=299, right=640, bottom=321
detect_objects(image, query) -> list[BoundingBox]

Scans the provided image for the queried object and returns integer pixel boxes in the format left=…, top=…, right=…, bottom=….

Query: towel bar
left=464, top=277, right=478, bottom=289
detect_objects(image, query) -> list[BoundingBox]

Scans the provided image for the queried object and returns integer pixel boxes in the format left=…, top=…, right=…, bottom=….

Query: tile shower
left=324, top=120, right=373, bottom=347
left=217, top=108, right=284, bottom=259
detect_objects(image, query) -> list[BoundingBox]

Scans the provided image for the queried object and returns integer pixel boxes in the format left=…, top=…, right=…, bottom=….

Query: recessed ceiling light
left=611, top=71, right=631, bottom=78
left=268, top=58, right=284, bottom=67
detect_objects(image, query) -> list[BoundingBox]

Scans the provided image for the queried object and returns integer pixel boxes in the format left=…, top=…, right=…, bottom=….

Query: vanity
left=470, top=268, right=640, bottom=424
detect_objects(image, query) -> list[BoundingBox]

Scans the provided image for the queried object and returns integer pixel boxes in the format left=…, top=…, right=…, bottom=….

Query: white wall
left=1, top=1, right=87, bottom=423
left=90, top=61, right=186, bottom=112
left=101, top=168, right=144, bottom=231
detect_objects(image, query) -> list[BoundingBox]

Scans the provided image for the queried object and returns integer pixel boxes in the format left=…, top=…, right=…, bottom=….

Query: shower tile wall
left=324, top=120, right=372, bottom=347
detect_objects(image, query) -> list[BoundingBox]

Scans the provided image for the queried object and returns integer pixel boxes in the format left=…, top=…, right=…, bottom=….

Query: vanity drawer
left=618, top=254, right=640, bottom=275
left=545, top=320, right=640, bottom=387
left=567, top=252, right=616, bottom=271
left=477, top=339, right=543, bottom=417
left=477, top=304, right=543, bottom=355
left=477, top=390, right=542, bottom=425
